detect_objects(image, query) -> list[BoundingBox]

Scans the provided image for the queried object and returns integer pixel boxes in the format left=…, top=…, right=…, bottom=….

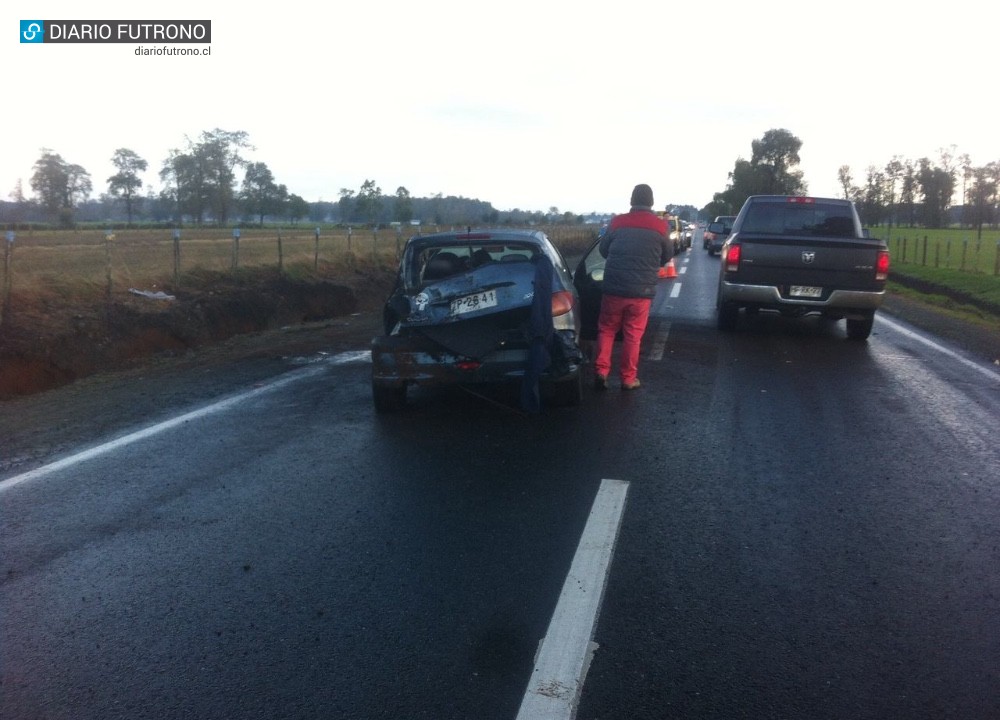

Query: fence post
left=960, top=238, right=968, bottom=271
left=172, top=228, right=181, bottom=284
left=105, top=229, right=115, bottom=298
left=372, top=227, right=378, bottom=262
left=1, top=231, right=13, bottom=326
left=922, top=236, right=928, bottom=266
left=232, top=228, right=241, bottom=274
left=902, top=237, right=907, bottom=264
left=314, top=227, right=320, bottom=271
left=277, top=228, right=284, bottom=273
left=974, top=239, right=981, bottom=273
left=934, top=240, right=940, bottom=268
left=947, top=238, right=952, bottom=268
left=347, top=226, right=353, bottom=254
left=995, top=240, right=1000, bottom=276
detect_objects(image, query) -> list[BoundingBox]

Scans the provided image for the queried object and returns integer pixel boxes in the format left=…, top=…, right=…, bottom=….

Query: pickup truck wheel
left=373, top=381, right=407, bottom=412
left=717, top=302, right=738, bottom=331
left=846, top=312, right=875, bottom=341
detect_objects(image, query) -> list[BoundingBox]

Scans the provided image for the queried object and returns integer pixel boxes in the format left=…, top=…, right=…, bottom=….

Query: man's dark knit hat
left=630, top=183, right=654, bottom=208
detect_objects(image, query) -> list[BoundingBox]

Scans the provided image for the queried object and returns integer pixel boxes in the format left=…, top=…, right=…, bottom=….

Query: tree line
left=7, top=127, right=998, bottom=233
left=701, top=129, right=999, bottom=236
left=4, top=128, right=587, bottom=230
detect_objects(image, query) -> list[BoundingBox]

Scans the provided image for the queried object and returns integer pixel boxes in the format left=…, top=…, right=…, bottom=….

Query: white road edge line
left=648, top=322, right=671, bottom=362
left=516, top=478, right=630, bottom=720
left=0, top=353, right=372, bottom=494
left=875, top=314, right=1000, bottom=383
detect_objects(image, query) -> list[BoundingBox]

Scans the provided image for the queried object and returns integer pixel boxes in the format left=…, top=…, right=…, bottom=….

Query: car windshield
left=405, top=242, right=539, bottom=287
left=740, top=203, right=856, bottom=238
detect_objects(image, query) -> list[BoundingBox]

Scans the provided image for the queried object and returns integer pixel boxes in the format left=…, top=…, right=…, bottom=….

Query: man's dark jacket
left=599, top=208, right=672, bottom=299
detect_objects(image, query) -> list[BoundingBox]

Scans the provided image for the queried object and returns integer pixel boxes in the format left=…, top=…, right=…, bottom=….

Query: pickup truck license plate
left=450, top=290, right=498, bottom=315
left=790, top=285, right=823, bottom=298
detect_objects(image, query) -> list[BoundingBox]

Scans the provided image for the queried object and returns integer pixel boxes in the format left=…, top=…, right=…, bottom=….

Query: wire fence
left=883, top=235, right=1000, bottom=275
left=0, top=225, right=598, bottom=323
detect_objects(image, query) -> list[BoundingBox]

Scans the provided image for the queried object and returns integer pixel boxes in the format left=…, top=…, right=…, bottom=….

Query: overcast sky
left=3, top=0, right=997, bottom=215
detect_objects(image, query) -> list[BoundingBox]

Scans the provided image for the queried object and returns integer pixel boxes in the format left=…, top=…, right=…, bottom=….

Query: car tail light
left=455, top=360, right=481, bottom=371
left=787, top=197, right=816, bottom=204
left=724, top=244, right=741, bottom=272
left=551, top=290, right=575, bottom=317
left=875, top=250, right=890, bottom=281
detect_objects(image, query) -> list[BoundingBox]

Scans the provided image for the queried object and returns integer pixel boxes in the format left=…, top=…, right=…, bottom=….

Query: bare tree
left=837, top=165, right=854, bottom=200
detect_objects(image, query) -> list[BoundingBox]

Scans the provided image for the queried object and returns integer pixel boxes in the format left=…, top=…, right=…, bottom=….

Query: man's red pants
left=594, top=294, right=652, bottom=385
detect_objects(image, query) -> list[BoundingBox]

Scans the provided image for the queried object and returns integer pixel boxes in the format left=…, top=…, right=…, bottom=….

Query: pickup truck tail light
left=551, top=290, right=575, bottom=317
left=724, top=244, right=741, bottom=273
left=875, top=250, right=890, bottom=281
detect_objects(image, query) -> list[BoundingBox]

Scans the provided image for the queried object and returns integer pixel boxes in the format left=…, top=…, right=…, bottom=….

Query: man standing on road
left=593, top=183, right=672, bottom=391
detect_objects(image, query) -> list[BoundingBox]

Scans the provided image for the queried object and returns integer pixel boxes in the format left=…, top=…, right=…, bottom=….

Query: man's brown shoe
left=622, top=380, right=641, bottom=390
left=594, top=374, right=608, bottom=391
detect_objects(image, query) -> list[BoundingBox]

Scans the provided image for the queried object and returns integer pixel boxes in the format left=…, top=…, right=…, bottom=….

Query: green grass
left=867, top=226, right=1000, bottom=312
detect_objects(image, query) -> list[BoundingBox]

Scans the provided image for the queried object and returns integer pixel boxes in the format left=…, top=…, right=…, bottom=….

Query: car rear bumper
left=371, top=331, right=579, bottom=386
left=719, top=281, right=885, bottom=310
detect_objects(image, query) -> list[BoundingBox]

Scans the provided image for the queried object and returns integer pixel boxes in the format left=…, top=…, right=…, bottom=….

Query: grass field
left=0, top=225, right=598, bottom=307
left=870, top=228, right=1000, bottom=316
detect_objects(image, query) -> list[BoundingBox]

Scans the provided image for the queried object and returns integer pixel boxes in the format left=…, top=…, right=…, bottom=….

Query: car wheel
left=550, top=372, right=582, bottom=407
left=373, top=381, right=407, bottom=412
left=717, top=302, right=738, bottom=331
left=846, top=312, right=875, bottom=341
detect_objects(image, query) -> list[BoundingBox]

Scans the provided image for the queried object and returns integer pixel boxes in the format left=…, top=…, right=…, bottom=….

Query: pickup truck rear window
left=740, top=203, right=857, bottom=238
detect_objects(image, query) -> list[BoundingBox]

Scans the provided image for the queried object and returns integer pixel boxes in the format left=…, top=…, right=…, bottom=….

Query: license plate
left=450, top=289, right=498, bottom=315
left=790, top=285, right=823, bottom=298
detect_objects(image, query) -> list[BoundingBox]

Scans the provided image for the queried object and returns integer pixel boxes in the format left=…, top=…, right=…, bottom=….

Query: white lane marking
left=0, top=358, right=352, bottom=494
left=647, top=322, right=671, bottom=361
left=875, top=314, right=1000, bottom=383
left=669, top=282, right=682, bottom=299
left=517, top=478, right=630, bottom=720
left=678, top=266, right=688, bottom=275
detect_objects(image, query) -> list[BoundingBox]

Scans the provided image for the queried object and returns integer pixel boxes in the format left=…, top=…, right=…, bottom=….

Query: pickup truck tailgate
left=736, top=234, right=885, bottom=291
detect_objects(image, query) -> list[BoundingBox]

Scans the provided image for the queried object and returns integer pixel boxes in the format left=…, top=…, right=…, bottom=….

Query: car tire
left=373, top=381, right=407, bottom=413
left=846, top=312, right=875, bottom=341
left=550, top=372, right=582, bottom=407
left=717, top=302, right=738, bottom=331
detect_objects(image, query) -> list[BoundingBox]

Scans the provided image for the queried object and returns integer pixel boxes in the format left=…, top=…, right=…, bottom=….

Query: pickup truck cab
left=714, top=195, right=890, bottom=339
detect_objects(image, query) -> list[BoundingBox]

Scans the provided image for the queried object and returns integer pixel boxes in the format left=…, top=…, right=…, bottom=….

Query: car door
left=573, top=237, right=605, bottom=341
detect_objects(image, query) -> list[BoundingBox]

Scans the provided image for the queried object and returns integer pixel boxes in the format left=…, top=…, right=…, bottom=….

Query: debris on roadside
left=128, top=288, right=176, bottom=301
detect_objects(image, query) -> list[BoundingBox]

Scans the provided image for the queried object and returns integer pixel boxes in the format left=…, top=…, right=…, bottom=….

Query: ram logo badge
left=802, top=251, right=816, bottom=264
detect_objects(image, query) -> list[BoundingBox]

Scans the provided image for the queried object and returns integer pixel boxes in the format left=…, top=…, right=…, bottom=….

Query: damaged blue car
left=370, top=230, right=583, bottom=413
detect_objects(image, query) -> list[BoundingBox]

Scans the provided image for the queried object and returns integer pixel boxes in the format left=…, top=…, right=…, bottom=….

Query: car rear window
left=740, top=203, right=856, bottom=238
left=407, top=243, right=539, bottom=286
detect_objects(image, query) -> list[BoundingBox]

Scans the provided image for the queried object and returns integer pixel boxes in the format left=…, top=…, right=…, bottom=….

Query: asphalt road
left=2, top=243, right=999, bottom=719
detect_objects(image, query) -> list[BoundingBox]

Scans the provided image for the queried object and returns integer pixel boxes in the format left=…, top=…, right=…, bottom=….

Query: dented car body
left=370, top=230, right=583, bottom=412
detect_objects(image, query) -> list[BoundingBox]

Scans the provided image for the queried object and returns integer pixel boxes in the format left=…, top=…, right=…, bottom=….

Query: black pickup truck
left=714, top=195, right=890, bottom=339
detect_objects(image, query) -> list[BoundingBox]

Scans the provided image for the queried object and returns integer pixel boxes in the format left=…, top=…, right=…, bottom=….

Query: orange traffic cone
left=658, top=259, right=678, bottom=279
